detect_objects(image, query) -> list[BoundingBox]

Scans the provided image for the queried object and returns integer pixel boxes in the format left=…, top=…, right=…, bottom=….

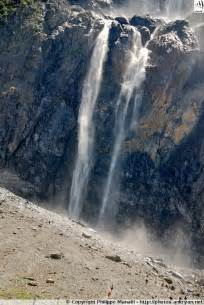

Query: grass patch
left=0, top=288, right=34, bottom=299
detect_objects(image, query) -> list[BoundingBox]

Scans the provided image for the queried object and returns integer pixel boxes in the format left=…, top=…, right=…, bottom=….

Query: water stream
left=98, top=29, right=149, bottom=224
left=69, top=21, right=110, bottom=220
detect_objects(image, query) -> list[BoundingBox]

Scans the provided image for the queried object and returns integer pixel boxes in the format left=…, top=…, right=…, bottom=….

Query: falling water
left=113, top=0, right=193, bottom=20
left=165, top=0, right=189, bottom=19
left=98, top=29, right=149, bottom=224
left=69, top=21, right=110, bottom=220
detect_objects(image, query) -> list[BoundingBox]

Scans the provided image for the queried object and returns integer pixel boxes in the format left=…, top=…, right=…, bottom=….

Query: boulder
left=105, top=255, right=122, bottom=262
left=130, top=15, right=158, bottom=33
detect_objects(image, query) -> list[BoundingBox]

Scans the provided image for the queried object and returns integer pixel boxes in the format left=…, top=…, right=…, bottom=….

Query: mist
left=109, top=0, right=193, bottom=20
left=112, top=222, right=193, bottom=268
left=189, top=13, right=204, bottom=50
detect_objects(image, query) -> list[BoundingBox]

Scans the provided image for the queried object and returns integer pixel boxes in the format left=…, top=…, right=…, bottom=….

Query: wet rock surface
left=0, top=0, right=204, bottom=267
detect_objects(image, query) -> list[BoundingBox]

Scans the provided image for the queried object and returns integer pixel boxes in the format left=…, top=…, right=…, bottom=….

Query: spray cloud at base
left=101, top=221, right=193, bottom=268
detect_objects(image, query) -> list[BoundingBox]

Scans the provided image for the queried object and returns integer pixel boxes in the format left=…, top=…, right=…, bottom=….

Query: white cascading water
left=98, top=29, right=149, bottom=224
left=165, top=0, right=188, bottom=19
left=69, top=21, right=110, bottom=220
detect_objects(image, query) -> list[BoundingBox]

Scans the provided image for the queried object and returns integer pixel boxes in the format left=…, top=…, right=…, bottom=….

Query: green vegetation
left=0, top=276, right=48, bottom=299
left=0, top=0, right=36, bottom=19
left=0, top=287, right=50, bottom=299
left=0, top=288, right=34, bottom=299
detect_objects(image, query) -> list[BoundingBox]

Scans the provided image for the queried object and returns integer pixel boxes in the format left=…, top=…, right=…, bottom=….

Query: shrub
left=0, top=0, right=35, bottom=19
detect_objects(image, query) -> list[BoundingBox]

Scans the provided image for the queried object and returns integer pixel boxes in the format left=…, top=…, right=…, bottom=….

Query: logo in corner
left=194, top=0, right=204, bottom=12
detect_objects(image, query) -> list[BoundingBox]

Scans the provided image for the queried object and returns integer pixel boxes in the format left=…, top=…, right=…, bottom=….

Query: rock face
left=0, top=0, right=204, bottom=266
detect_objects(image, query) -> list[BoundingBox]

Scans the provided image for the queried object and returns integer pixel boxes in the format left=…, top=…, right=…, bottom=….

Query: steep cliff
left=0, top=0, right=204, bottom=266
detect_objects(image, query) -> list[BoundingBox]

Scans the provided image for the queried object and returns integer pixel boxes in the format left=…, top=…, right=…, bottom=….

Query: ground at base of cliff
left=0, top=187, right=203, bottom=300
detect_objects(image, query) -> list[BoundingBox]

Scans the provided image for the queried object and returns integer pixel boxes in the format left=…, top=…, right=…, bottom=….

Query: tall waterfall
left=98, top=29, right=149, bottom=224
left=69, top=22, right=110, bottom=220
left=165, top=0, right=190, bottom=18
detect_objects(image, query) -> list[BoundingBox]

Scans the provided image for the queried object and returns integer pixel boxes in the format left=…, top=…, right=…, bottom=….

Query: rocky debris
left=87, top=245, right=98, bottom=251
left=46, top=278, right=55, bottom=284
left=130, top=15, right=158, bottom=33
left=23, top=277, right=35, bottom=281
left=88, top=228, right=97, bottom=234
left=115, top=16, right=129, bottom=26
left=0, top=187, right=204, bottom=299
left=84, top=265, right=92, bottom=271
left=72, top=220, right=86, bottom=227
left=105, top=254, right=122, bottom=262
left=138, top=26, right=151, bottom=45
left=82, top=232, right=92, bottom=239
left=27, top=282, right=38, bottom=287
left=47, top=253, right=64, bottom=260
left=170, top=271, right=185, bottom=282
left=0, top=199, right=5, bottom=205
left=146, top=259, right=161, bottom=272
left=164, top=277, right=173, bottom=285
left=122, top=261, right=131, bottom=268
left=152, top=259, right=167, bottom=268
left=109, top=20, right=123, bottom=44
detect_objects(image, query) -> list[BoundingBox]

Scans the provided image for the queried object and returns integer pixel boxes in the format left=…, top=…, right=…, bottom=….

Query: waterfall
left=69, top=21, right=110, bottom=220
left=98, top=29, right=149, bottom=224
left=165, top=0, right=187, bottom=18
left=117, top=0, right=192, bottom=20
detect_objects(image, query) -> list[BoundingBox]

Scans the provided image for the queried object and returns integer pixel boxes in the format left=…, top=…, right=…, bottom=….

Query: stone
left=109, top=21, right=123, bottom=44
left=27, top=282, right=37, bottom=287
left=153, top=260, right=167, bottom=268
left=88, top=228, right=97, bottom=234
left=115, top=16, right=129, bottom=25
left=122, top=261, right=131, bottom=268
left=164, top=277, right=173, bottom=285
left=46, top=279, right=55, bottom=284
left=138, top=26, right=151, bottom=45
left=82, top=232, right=92, bottom=239
left=130, top=15, right=157, bottom=33
left=23, top=277, right=35, bottom=281
left=170, top=271, right=184, bottom=281
left=105, top=255, right=122, bottom=262
left=49, top=253, right=64, bottom=260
